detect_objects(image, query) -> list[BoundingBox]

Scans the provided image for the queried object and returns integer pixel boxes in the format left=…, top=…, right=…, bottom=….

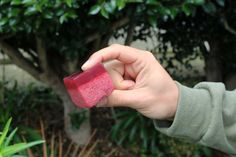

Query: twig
left=64, top=140, right=74, bottom=157
left=40, top=119, right=48, bottom=157
left=78, top=129, right=97, bottom=157
left=104, top=148, right=116, bottom=157
left=222, top=16, right=236, bottom=36
left=50, top=132, right=55, bottom=157
left=72, top=144, right=79, bottom=157
left=58, top=132, right=63, bottom=157
left=83, top=140, right=98, bottom=157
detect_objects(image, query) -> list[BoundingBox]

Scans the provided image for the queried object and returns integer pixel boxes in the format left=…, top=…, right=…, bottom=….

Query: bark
left=225, top=73, right=236, bottom=90
left=205, top=40, right=223, bottom=82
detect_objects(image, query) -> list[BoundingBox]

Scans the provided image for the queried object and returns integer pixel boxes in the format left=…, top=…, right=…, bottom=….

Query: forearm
left=154, top=82, right=236, bottom=156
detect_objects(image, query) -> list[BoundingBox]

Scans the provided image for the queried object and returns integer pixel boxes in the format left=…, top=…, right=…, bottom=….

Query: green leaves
left=66, top=0, right=73, bottom=7
left=0, top=18, right=8, bottom=27
left=88, top=2, right=116, bottom=19
left=202, top=2, right=216, bottom=13
left=0, top=0, right=209, bottom=33
left=111, top=109, right=155, bottom=150
left=2, top=141, right=44, bottom=156
left=0, top=118, right=12, bottom=148
left=0, top=118, right=44, bottom=157
left=116, top=0, right=126, bottom=10
left=89, top=5, right=101, bottom=15
left=22, top=0, right=36, bottom=6
left=216, top=0, right=225, bottom=6
left=192, top=0, right=205, bottom=5
left=10, top=0, right=21, bottom=5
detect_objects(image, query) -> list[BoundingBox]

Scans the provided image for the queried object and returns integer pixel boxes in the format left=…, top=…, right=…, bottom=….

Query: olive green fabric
left=154, top=82, right=236, bottom=156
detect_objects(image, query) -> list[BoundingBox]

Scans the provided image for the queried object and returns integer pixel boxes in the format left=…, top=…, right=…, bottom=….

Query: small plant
left=111, top=109, right=214, bottom=157
left=70, top=110, right=88, bottom=130
left=111, top=109, right=160, bottom=156
left=0, top=118, right=44, bottom=157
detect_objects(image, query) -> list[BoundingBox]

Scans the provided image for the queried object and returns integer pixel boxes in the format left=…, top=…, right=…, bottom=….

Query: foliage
left=0, top=81, right=60, bottom=124
left=70, top=109, right=88, bottom=130
left=155, top=0, right=236, bottom=81
left=0, top=118, right=44, bottom=157
left=111, top=109, right=214, bottom=157
left=0, top=0, right=207, bottom=76
left=0, top=81, right=61, bottom=156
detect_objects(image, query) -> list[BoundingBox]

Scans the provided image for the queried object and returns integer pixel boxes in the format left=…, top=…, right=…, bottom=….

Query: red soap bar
left=63, top=63, right=114, bottom=108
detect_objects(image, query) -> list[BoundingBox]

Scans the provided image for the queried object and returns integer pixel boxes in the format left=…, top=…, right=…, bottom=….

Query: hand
left=82, top=44, right=179, bottom=120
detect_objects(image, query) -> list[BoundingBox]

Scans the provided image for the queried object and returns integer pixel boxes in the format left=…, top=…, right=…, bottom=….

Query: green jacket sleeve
left=154, top=82, right=236, bottom=156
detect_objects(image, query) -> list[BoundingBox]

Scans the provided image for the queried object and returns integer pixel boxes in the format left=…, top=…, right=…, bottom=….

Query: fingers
left=82, top=44, right=141, bottom=70
left=97, top=89, right=138, bottom=108
left=109, top=69, right=135, bottom=89
left=104, top=60, right=135, bottom=90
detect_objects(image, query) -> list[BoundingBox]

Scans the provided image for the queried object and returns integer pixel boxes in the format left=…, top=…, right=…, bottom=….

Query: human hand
left=82, top=44, right=179, bottom=120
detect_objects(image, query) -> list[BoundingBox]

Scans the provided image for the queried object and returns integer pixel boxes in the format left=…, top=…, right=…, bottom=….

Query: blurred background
left=0, top=0, right=235, bottom=156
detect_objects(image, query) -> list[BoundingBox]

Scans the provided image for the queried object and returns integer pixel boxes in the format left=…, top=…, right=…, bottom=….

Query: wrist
left=163, top=81, right=179, bottom=120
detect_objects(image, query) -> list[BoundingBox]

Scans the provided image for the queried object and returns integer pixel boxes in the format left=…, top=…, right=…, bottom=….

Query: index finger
left=81, top=44, right=141, bottom=70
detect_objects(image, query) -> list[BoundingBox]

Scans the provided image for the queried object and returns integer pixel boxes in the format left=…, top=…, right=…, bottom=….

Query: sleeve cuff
left=154, top=82, right=212, bottom=142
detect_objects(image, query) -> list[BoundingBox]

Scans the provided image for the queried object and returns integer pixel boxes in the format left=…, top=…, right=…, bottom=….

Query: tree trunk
left=60, top=92, right=91, bottom=145
left=205, top=40, right=222, bottom=82
left=40, top=75, right=90, bottom=145
left=205, top=56, right=222, bottom=82
left=225, top=74, right=236, bottom=90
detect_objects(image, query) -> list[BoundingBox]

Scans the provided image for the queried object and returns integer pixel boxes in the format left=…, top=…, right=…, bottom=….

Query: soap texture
left=63, top=63, right=114, bottom=108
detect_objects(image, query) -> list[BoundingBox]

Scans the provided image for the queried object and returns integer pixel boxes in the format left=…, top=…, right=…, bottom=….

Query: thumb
left=117, top=80, right=135, bottom=90
left=96, top=89, right=136, bottom=108
left=106, top=89, right=139, bottom=107
left=108, top=66, right=135, bottom=90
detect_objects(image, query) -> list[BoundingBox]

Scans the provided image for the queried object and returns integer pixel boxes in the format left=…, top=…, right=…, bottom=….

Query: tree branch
left=92, top=37, right=101, bottom=52
left=100, top=32, right=113, bottom=48
left=222, top=16, right=236, bottom=36
left=85, top=17, right=130, bottom=44
left=125, top=21, right=135, bottom=45
left=0, top=34, right=13, bottom=41
left=35, top=37, right=62, bottom=85
left=36, top=37, right=48, bottom=71
left=0, top=41, right=41, bottom=80
left=28, top=49, right=39, bottom=65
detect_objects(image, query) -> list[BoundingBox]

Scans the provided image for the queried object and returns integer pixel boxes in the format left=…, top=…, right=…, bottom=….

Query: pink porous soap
left=63, top=63, right=114, bottom=108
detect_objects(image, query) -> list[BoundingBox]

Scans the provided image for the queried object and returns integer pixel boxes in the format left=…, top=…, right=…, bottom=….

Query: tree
left=0, top=0, right=205, bottom=144
left=156, top=0, right=236, bottom=86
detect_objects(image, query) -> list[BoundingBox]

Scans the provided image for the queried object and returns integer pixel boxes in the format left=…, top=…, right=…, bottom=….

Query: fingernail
left=81, top=60, right=91, bottom=71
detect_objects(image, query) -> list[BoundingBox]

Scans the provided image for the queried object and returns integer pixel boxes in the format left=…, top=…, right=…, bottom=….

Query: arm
left=154, top=82, right=236, bottom=155
left=82, top=44, right=236, bottom=156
